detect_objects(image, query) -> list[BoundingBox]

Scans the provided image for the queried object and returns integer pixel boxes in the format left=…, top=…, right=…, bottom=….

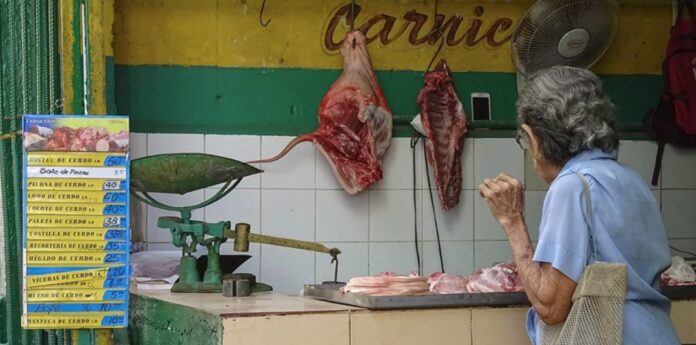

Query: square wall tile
left=316, top=190, right=369, bottom=242
left=473, top=138, right=524, bottom=186
left=662, top=190, right=696, bottom=239
left=668, top=239, right=696, bottom=259
left=422, top=138, right=475, bottom=190
left=220, top=242, right=261, bottom=278
left=316, top=149, right=342, bottom=190
left=423, top=190, right=474, bottom=241
left=261, top=189, right=315, bottom=241
left=260, top=246, right=314, bottom=295
left=524, top=151, right=548, bottom=191
left=260, top=136, right=315, bottom=189
left=474, top=241, right=512, bottom=270
left=474, top=194, right=506, bottom=241
left=373, top=138, right=422, bottom=190
left=524, top=191, right=546, bottom=242
left=618, top=141, right=660, bottom=189
left=653, top=190, right=661, bottom=210
left=205, top=135, right=261, bottom=189
left=662, top=145, right=696, bottom=189
left=204, top=188, right=260, bottom=231
left=147, top=133, right=204, bottom=155
left=316, top=242, right=368, bottom=283
left=130, top=133, right=147, bottom=159
left=369, top=190, right=420, bottom=242
left=369, top=242, right=420, bottom=275
left=146, top=191, right=205, bottom=243
left=423, top=241, right=474, bottom=276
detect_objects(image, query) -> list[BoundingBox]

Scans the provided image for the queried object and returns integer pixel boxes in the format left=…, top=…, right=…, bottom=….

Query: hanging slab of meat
left=417, top=59, right=468, bottom=210
left=251, top=31, right=392, bottom=194
left=341, top=272, right=429, bottom=296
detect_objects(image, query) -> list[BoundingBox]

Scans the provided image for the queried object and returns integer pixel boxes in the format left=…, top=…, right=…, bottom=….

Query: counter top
left=131, top=288, right=360, bottom=318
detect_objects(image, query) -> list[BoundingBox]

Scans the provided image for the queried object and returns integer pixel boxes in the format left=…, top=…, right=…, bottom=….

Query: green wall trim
left=128, top=293, right=222, bottom=345
left=115, top=65, right=662, bottom=137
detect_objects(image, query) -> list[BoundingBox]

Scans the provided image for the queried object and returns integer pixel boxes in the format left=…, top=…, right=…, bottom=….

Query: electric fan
left=512, top=0, right=620, bottom=91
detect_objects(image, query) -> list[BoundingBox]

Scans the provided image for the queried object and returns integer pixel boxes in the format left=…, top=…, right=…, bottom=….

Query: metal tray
left=303, top=284, right=696, bottom=310
left=302, top=283, right=530, bottom=310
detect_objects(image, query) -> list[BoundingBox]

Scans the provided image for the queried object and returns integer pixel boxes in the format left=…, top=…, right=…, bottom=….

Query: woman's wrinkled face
left=518, top=124, right=561, bottom=184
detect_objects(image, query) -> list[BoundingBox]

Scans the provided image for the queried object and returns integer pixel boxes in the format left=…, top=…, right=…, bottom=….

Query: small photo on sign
left=23, top=116, right=129, bottom=153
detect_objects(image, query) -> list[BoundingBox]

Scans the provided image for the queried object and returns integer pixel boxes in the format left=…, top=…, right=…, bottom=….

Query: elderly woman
left=479, top=66, right=680, bottom=344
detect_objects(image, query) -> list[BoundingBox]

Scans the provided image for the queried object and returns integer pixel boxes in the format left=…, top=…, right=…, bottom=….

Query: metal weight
left=223, top=278, right=251, bottom=297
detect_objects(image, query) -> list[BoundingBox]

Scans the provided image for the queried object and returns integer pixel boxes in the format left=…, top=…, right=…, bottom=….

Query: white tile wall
left=369, top=190, right=420, bottom=242
left=423, top=241, right=474, bottom=276
left=662, top=145, right=696, bottom=189
left=369, top=242, right=420, bottom=275
left=260, top=136, right=315, bottom=189
left=260, top=245, right=314, bottom=295
left=618, top=141, right=661, bottom=189
left=474, top=193, right=507, bottom=241
left=135, top=135, right=696, bottom=293
left=474, top=241, right=513, bottom=270
left=473, top=138, right=525, bottom=185
left=662, top=190, right=696, bottom=239
left=422, top=190, right=474, bottom=241
left=316, top=190, right=369, bottom=242
left=315, top=242, right=368, bottom=283
left=260, top=189, right=315, bottom=240
left=205, top=135, right=261, bottom=189
left=524, top=191, right=546, bottom=242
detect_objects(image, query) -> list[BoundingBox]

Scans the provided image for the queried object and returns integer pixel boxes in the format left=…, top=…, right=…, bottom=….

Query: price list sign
left=21, top=115, right=130, bottom=329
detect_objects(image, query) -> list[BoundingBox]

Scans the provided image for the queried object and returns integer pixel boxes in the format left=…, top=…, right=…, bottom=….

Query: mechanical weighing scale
left=130, top=153, right=341, bottom=294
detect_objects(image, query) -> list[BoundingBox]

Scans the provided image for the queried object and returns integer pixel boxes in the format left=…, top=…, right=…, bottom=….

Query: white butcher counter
left=127, top=288, right=696, bottom=345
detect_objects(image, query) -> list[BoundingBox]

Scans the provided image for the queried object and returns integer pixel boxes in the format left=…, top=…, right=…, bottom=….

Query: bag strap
left=575, top=171, right=599, bottom=262
left=678, top=0, right=696, bottom=21
left=651, top=141, right=666, bottom=187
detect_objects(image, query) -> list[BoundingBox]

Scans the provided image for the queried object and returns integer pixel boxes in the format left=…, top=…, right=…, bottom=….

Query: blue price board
left=21, top=115, right=131, bottom=329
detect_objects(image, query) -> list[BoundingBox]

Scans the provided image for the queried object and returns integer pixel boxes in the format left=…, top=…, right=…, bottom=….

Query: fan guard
left=512, top=0, right=619, bottom=77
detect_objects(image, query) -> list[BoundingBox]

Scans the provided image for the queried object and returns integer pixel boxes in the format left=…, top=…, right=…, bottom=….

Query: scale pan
left=130, top=153, right=262, bottom=194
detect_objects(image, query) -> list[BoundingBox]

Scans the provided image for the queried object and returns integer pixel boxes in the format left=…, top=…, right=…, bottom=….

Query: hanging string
left=424, top=140, right=445, bottom=273
left=424, top=0, right=446, bottom=75
left=259, top=0, right=271, bottom=27
left=411, top=135, right=422, bottom=275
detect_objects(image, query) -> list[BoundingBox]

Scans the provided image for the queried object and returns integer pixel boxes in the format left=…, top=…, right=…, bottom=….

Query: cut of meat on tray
left=417, top=59, right=468, bottom=210
left=249, top=30, right=392, bottom=195
left=466, top=262, right=523, bottom=293
left=428, top=272, right=469, bottom=294
left=341, top=273, right=429, bottom=296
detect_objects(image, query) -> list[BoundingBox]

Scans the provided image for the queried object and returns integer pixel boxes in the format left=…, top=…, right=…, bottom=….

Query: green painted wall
left=114, top=65, right=662, bottom=137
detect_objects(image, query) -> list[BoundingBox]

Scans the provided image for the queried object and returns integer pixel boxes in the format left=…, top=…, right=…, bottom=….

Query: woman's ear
left=521, top=124, right=542, bottom=160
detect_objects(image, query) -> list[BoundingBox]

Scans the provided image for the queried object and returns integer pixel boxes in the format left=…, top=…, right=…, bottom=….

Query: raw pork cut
left=251, top=31, right=392, bottom=194
left=428, top=272, right=469, bottom=294
left=417, top=59, right=468, bottom=210
left=465, top=262, right=523, bottom=293
left=341, top=272, right=429, bottom=296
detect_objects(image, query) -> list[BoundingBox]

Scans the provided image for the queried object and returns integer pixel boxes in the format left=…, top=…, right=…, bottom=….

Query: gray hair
left=516, top=66, right=619, bottom=165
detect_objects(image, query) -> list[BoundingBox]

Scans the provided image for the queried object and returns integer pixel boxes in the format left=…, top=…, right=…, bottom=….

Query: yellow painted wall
left=113, top=0, right=671, bottom=74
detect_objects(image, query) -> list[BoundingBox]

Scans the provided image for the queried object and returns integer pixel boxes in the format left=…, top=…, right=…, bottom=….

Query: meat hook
left=259, top=0, right=271, bottom=27
left=350, top=0, right=356, bottom=31
left=331, top=253, right=339, bottom=283
left=424, top=0, right=446, bottom=75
